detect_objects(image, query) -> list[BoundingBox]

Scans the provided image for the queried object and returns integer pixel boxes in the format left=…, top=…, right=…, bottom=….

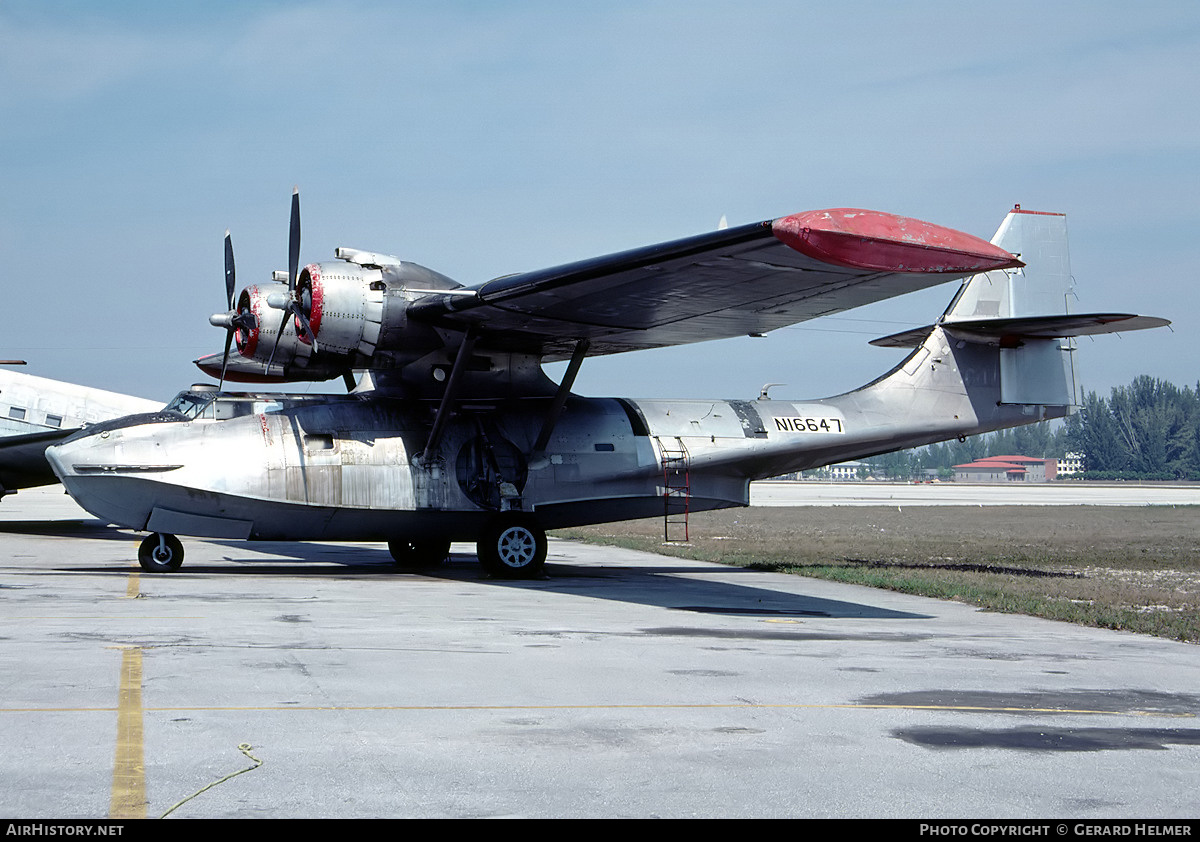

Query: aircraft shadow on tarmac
left=10, top=516, right=929, bottom=620
left=0, top=517, right=133, bottom=541
left=48, top=535, right=931, bottom=622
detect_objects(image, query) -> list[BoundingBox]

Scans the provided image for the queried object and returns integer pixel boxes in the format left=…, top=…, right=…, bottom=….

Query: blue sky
left=2, top=1, right=1196, bottom=402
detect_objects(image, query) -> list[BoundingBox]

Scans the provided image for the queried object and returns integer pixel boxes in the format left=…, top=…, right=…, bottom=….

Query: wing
left=411, top=209, right=1023, bottom=360
left=0, top=429, right=77, bottom=493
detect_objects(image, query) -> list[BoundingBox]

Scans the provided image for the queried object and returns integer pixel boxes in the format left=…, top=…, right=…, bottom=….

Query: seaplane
left=46, top=191, right=1167, bottom=576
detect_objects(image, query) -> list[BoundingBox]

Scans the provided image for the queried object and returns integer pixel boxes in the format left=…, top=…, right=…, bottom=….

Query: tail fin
left=871, top=206, right=1169, bottom=407
left=945, top=206, right=1072, bottom=322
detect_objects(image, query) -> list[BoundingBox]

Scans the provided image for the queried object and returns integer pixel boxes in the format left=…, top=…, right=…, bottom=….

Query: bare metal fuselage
left=42, top=205, right=1164, bottom=577
left=46, top=326, right=1063, bottom=543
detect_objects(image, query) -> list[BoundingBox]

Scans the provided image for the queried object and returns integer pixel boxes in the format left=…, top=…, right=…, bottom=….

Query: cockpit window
left=163, top=391, right=293, bottom=421
left=164, top=392, right=217, bottom=420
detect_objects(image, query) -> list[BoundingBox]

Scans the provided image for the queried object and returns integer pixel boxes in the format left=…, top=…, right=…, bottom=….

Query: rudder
left=945, top=206, right=1072, bottom=323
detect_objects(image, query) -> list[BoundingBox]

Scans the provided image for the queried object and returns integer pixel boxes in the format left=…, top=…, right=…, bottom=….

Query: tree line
left=864, top=375, right=1200, bottom=481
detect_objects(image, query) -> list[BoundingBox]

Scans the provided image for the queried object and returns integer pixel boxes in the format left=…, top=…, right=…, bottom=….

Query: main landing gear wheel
left=477, top=515, right=547, bottom=579
left=138, top=533, right=184, bottom=572
left=388, top=537, right=452, bottom=570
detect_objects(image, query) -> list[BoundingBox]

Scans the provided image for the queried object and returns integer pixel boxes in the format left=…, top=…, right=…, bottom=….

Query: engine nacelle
left=296, top=263, right=383, bottom=357
left=235, top=283, right=313, bottom=371
left=296, top=258, right=463, bottom=361
left=202, top=251, right=466, bottom=384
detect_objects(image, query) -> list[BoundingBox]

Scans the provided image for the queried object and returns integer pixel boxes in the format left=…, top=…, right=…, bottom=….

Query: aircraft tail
left=945, top=205, right=1074, bottom=324
left=870, top=206, right=1167, bottom=407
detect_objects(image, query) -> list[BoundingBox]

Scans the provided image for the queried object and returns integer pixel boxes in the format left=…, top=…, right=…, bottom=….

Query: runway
left=2, top=487, right=1198, bottom=819
left=751, top=479, right=1200, bottom=507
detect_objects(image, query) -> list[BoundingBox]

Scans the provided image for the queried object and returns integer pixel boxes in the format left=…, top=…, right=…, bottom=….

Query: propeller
left=208, top=230, right=258, bottom=389
left=208, top=188, right=328, bottom=383
left=219, top=231, right=237, bottom=387
left=266, top=187, right=319, bottom=371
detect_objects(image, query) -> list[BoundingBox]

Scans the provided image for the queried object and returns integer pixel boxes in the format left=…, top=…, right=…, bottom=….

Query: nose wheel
left=138, top=533, right=184, bottom=572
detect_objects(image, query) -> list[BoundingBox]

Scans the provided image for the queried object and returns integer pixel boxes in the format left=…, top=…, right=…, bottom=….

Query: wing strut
left=421, top=327, right=478, bottom=460
left=531, top=339, right=590, bottom=455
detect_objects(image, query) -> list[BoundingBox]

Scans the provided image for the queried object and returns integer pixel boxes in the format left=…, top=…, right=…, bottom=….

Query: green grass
left=554, top=505, right=1200, bottom=643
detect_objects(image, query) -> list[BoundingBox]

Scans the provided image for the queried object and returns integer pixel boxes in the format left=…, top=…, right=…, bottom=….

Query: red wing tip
left=773, top=208, right=1021, bottom=274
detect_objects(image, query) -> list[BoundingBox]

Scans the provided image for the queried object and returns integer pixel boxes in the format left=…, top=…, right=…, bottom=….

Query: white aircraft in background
left=0, top=363, right=160, bottom=498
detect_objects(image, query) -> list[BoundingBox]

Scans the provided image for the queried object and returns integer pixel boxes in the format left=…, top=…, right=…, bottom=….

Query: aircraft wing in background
left=0, top=367, right=161, bottom=496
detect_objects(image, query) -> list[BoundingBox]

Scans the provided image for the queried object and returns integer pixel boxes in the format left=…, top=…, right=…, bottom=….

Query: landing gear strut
left=477, top=514, right=547, bottom=579
left=138, top=532, right=184, bottom=572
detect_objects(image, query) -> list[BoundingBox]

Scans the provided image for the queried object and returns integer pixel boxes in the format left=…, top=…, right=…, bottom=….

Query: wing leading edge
left=411, top=208, right=1023, bottom=361
left=0, top=428, right=78, bottom=493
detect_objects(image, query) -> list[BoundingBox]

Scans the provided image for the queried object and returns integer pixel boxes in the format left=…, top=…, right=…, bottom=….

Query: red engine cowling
left=295, top=262, right=386, bottom=357
left=200, top=256, right=462, bottom=383
left=235, top=283, right=313, bottom=370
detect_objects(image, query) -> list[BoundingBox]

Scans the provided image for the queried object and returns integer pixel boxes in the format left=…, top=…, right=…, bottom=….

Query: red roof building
left=953, top=455, right=1058, bottom=483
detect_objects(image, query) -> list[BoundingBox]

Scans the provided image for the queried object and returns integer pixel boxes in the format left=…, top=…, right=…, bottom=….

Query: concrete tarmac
left=1, top=487, right=1198, bottom=819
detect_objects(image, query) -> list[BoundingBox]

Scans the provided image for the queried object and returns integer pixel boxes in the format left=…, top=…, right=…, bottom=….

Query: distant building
left=828, top=461, right=868, bottom=480
left=1057, top=452, right=1085, bottom=476
left=953, top=455, right=1058, bottom=483
left=791, top=460, right=871, bottom=481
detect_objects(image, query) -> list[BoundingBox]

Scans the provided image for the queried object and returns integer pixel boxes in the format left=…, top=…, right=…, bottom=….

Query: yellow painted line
left=109, top=647, right=146, bottom=820
left=0, top=702, right=1190, bottom=718
left=0, top=616, right=203, bottom=620
left=125, top=572, right=139, bottom=599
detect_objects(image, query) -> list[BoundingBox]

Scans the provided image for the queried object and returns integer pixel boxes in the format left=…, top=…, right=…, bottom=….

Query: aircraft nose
left=44, top=431, right=107, bottom=493
left=44, top=440, right=73, bottom=482
left=45, top=426, right=110, bottom=479
left=43, top=432, right=168, bottom=531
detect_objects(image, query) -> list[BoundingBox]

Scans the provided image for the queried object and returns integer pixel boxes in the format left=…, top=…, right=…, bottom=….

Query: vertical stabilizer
left=945, top=207, right=1072, bottom=323
left=945, top=207, right=1076, bottom=406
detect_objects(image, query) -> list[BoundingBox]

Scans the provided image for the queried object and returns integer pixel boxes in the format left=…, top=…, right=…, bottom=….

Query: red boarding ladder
left=659, top=437, right=691, bottom=544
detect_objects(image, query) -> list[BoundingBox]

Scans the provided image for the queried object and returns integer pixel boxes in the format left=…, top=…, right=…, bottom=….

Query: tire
left=477, top=515, right=546, bottom=579
left=138, top=533, right=184, bottom=572
left=388, top=537, right=451, bottom=569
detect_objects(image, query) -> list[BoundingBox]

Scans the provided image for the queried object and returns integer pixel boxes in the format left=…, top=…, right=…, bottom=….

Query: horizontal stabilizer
left=870, top=313, right=1171, bottom=348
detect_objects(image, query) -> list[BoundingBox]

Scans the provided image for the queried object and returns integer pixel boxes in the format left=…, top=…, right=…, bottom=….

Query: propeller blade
left=224, top=230, right=236, bottom=310
left=288, top=186, right=300, bottom=291
left=266, top=307, right=292, bottom=373
left=293, top=307, right=319, bottom=353
left=219, top=329, right=234, bottom=389
left=217, top=229, right=239, bottom=389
